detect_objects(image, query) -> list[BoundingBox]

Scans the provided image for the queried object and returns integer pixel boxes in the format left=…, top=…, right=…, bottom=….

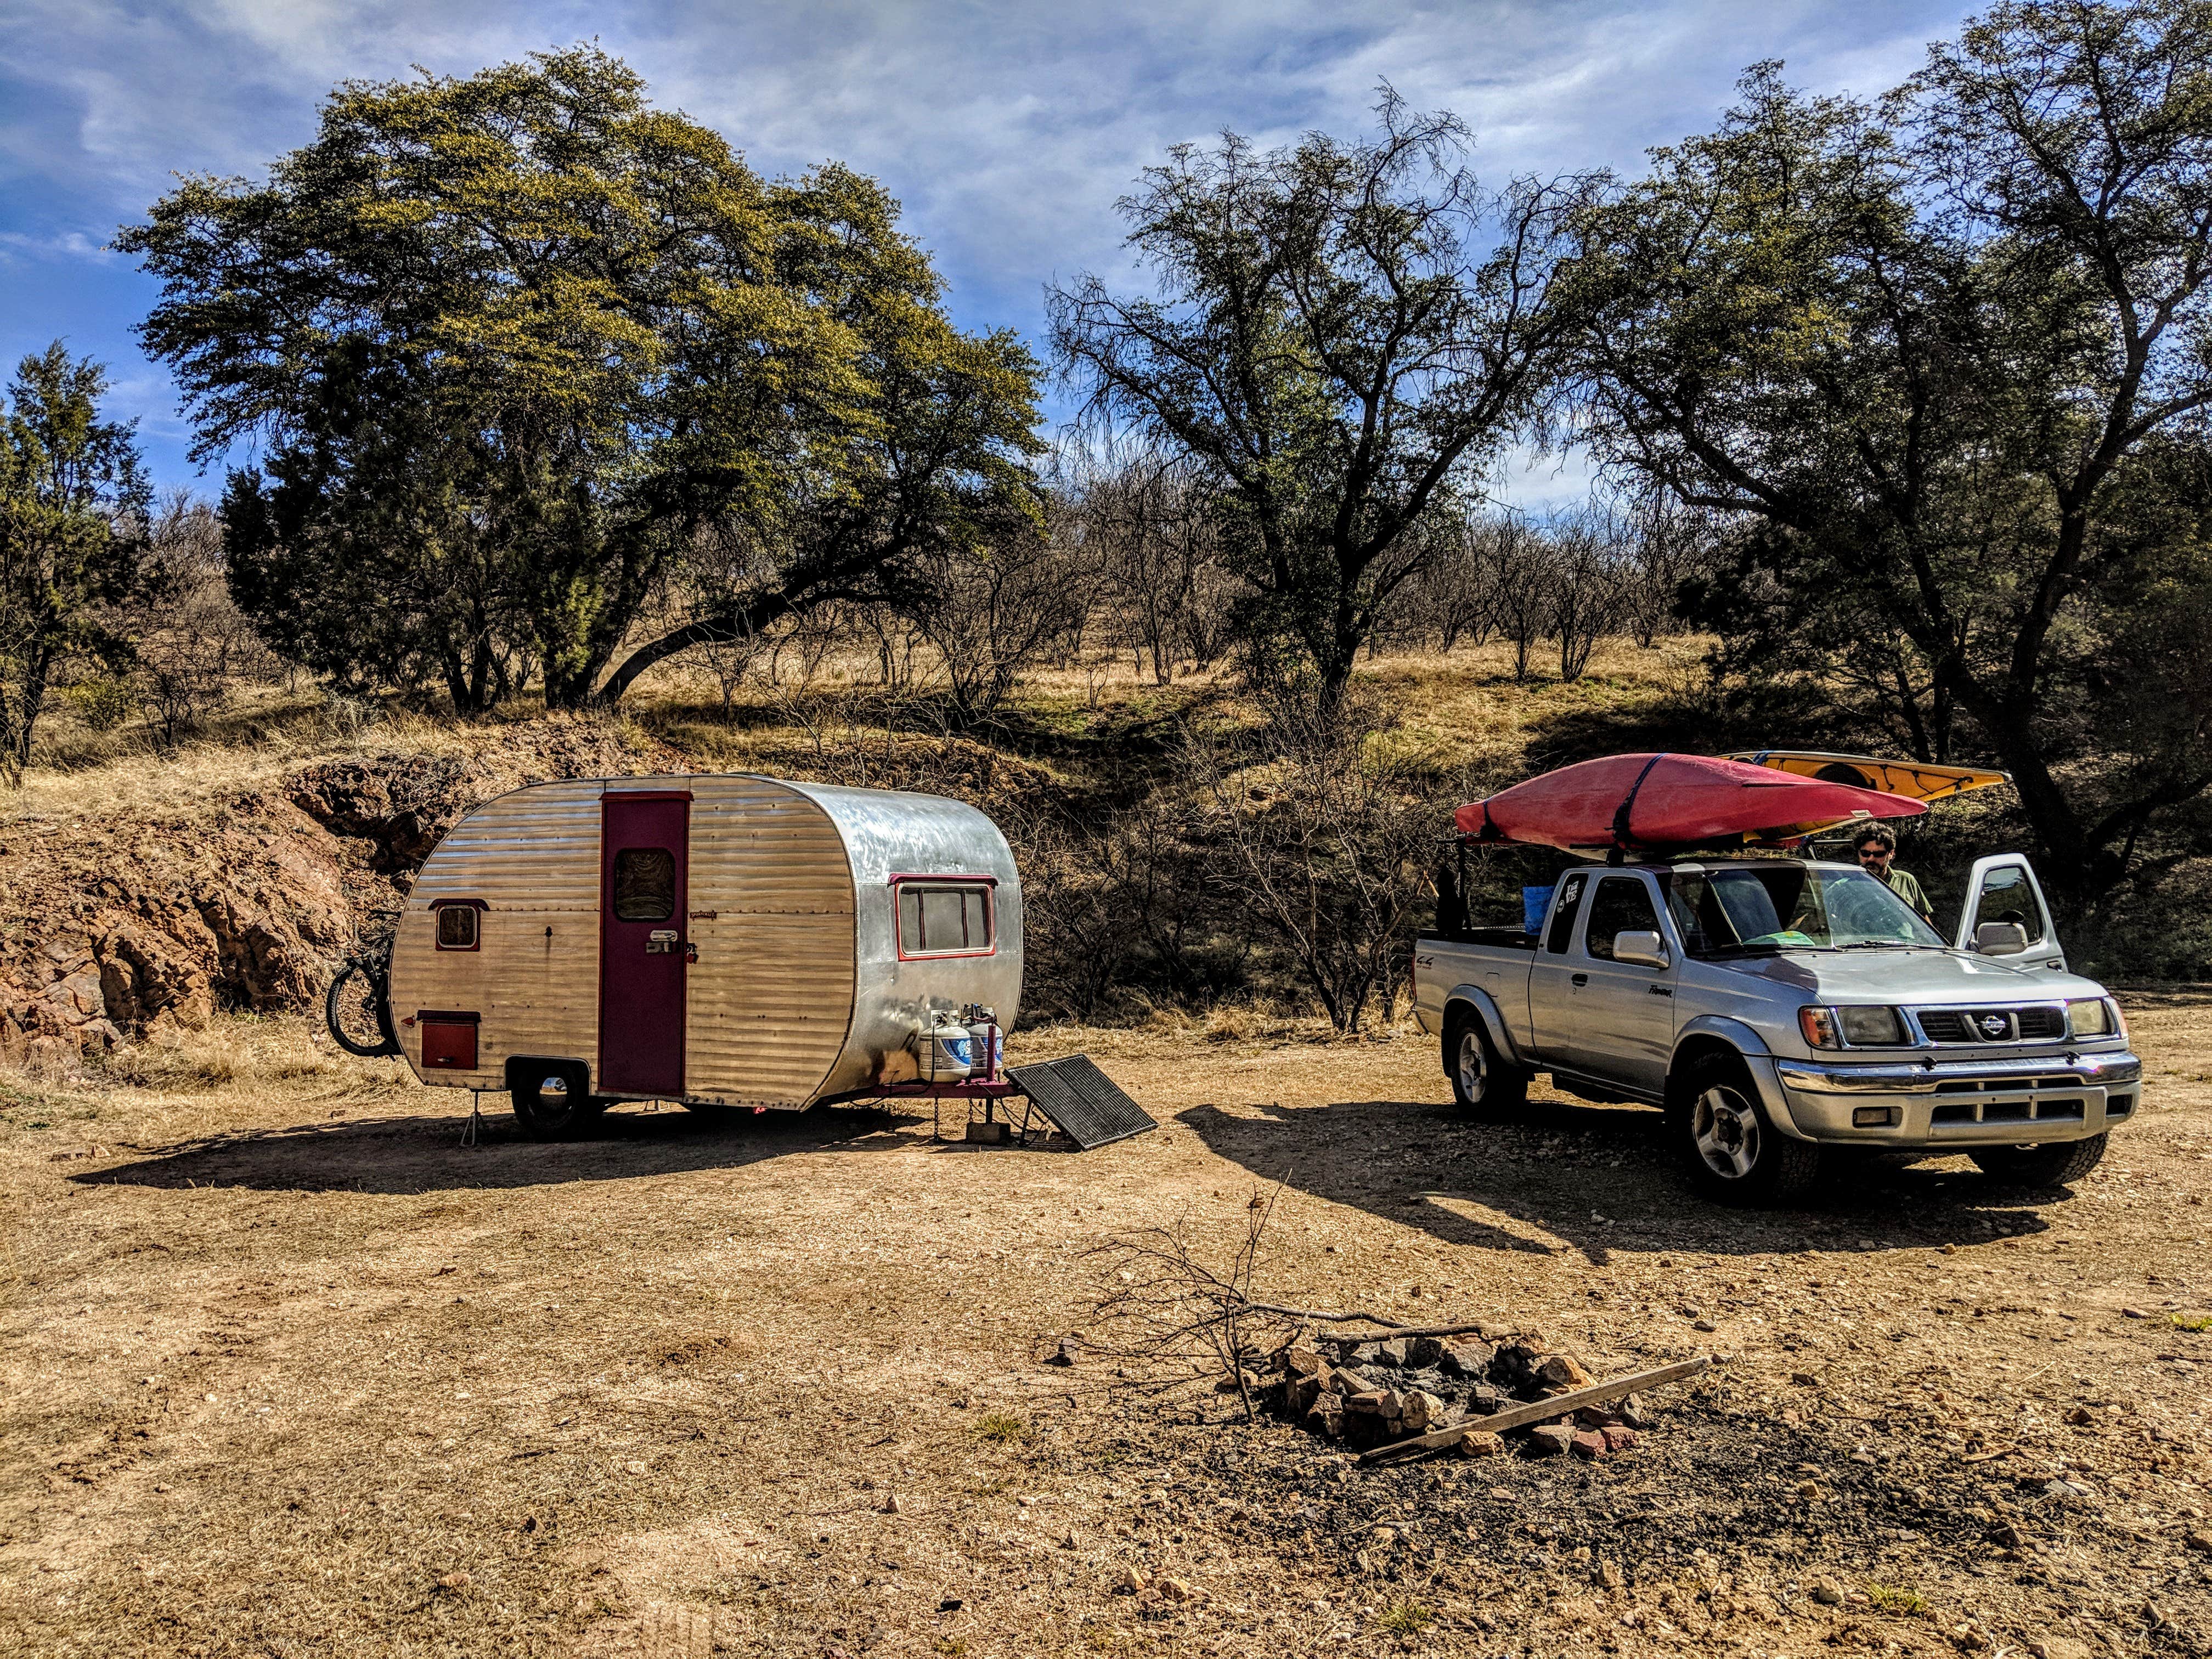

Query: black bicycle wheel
left=325, top=960, right=400, bottom=1058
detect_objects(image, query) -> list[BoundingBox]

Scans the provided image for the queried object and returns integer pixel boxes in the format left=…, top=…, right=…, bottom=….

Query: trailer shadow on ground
left=72, top=1101, right=927, bottom=1195
left=1179, top=1093, right=2062, bottom=1267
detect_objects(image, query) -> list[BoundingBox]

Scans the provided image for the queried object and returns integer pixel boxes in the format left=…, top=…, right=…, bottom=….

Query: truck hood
left=1712, top=948, right=2108, bottom=1002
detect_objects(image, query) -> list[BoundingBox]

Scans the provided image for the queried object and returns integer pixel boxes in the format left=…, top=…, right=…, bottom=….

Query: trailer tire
left=509, top=1060, right=601, bottom=1141
left=1669, top=1051, right=1821, bottom=1205
left=1968, top=1134, right=2107, bottom=1188
left=1446, top=1008, right=1527, bottom=1115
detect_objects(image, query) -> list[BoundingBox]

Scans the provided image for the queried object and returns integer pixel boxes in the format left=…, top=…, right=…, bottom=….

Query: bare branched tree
left=1181, top=692, right=1437, bottom=1031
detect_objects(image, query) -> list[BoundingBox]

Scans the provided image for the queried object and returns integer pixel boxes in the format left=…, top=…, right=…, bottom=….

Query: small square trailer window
left=613, top=848, right=676, bottom=921
left=435, top=904, right=479, bottom=950
left=896, top=882, right=994, bottom=957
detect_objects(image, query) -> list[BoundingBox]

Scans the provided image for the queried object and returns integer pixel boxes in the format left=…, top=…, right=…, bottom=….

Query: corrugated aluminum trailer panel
left=391, top=779, right=601, bottom=1086
left=387, top=772, right=1019, bottom=1108
left=684, top=776, right=856, bottom=1104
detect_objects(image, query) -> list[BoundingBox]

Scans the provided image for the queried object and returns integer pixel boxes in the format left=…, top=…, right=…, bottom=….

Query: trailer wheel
left=1445, top=1008, right=1527, bottom=1114
left=509, top=1062, right=601, bottom=1141
left=1669, top=1051, right=1820, bottom=1205
left=1968, top=1134, right=2107, bottom=1188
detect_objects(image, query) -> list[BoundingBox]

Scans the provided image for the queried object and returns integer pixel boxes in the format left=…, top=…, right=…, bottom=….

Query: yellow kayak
left=1725, top=751, right=2010, bottom=804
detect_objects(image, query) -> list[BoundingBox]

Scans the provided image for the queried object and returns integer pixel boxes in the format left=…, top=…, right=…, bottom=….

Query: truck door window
left=1584, top=877, right=1661, bottom=961
left=1544, top=875, right=1586, bottom=955
left=1973, top=865, right=2046, bottom=944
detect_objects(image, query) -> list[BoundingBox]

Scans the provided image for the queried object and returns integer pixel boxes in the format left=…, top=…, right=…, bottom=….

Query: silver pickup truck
left=1412, top=854, right=2141, bottom=1202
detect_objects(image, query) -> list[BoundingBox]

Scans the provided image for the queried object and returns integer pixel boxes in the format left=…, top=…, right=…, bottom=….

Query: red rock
left=1527, top=1424, right=1574, bottom=1457
left=1570, top=1430, right=1607, bottom=1460
left=1600, top=1425, right=1638, bottom=1452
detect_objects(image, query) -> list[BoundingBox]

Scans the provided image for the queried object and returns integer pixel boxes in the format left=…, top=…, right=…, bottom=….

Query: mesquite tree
left=1050, top=91, right=1595, bottom=709
left=1571, top=7, right=2212, bottom=910
left=122, top=48, right=1042, bottom=712
left=0, top=345, right=153, bottom=783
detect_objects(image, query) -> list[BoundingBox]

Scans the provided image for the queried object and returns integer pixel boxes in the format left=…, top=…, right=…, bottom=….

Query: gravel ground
left=3, top=998, right=2209, bottom=1657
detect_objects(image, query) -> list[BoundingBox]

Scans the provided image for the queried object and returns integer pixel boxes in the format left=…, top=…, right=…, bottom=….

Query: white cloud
left=0, top=0, right=1977, bottom=485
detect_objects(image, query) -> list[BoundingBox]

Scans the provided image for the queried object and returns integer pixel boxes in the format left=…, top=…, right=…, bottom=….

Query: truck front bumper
left=1756, top=1050, right=2142, bottom=1148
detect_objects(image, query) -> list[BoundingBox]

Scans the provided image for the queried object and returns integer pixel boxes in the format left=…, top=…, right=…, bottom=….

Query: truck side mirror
left=1613, top=930, right=1668, bottom=969
left=1973, top=921, right=2029, bottom=956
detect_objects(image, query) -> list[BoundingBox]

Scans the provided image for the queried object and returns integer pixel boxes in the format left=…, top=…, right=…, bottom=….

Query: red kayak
left=1454, top=753, right=1926, bottom=854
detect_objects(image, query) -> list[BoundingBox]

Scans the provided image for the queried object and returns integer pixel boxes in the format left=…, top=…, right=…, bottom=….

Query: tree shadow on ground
left=1180, top=1093, right=2061, bottom=1267
left=76, top=1101, right=930, bottom=1196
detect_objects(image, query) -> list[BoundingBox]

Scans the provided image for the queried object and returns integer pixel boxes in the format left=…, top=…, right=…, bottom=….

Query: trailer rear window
left=896, top=881, right=994, bottom=958
left=434, top=904, right=479, bottom=950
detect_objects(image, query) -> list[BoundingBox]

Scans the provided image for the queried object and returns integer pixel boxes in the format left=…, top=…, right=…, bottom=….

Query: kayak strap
left=1610, top=753, right=1670, bottom=859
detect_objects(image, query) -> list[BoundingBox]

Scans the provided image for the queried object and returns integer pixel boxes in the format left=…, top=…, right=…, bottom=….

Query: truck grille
left=1914, top=1006, right=2065, bottom=1043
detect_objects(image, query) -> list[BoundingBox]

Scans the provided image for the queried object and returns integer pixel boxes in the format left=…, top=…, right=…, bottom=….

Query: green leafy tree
left=1049, top=91, right=1595, bottom=707
left=120, top=47, right=1042, bottom=710
left=1571, top=5, right=2212, bottom=910
left=0, top=345, right=153, bottom=782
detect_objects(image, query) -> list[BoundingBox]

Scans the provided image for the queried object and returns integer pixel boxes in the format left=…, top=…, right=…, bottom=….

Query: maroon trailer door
left=598, top=792, right=690, bottom=1096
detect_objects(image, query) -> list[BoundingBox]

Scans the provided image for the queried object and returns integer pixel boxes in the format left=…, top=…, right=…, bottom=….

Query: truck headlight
left=2067, top=998, right=2113, bottom=1038
left=1838, top=1005, right=1905, bottom=1046
left=1798, top=1006, right=1840, bottom=1049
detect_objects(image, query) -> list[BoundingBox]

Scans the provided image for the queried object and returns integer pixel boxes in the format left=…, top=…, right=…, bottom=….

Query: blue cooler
left=1522, top=885, right=1554, bottom=935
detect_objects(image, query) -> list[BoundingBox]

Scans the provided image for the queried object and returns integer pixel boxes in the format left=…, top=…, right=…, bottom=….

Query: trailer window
left=612, top=848, right=676, bottom=922
left=896, top=881, right=994, bottom=957
left=434, top=904, right=479, bottom=950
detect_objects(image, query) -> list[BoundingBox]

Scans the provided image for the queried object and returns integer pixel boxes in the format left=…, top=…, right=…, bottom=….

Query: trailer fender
left=1443, top=985, right=1530, bottom=1069
left=1668, top=1017, right=1808, bottom=1140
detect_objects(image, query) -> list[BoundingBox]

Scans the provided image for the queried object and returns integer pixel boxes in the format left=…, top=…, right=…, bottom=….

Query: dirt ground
left=4, top=1001, right=2211, bottom=1659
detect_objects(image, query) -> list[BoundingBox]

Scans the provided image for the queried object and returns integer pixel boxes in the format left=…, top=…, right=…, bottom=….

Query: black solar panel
left=1006, top=1054, right=1157, bottom=1150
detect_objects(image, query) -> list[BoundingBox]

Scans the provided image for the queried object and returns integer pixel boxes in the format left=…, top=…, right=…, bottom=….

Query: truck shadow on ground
left=1181, top=1094, right=2060, bottom=1266
left=75, top=1102, right=924, bottom=1195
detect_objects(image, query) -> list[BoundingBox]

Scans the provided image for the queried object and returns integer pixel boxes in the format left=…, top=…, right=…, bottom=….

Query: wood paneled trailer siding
left=385, top=775, right=1023, bottom=1107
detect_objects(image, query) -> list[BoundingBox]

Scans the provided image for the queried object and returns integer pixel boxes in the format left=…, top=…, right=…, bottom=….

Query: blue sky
left=3, top=0, right=1973, bottom=503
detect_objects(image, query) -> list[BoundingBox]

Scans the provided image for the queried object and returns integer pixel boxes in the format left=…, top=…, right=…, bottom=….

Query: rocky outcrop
left=0, top=714, right=682, bottom=1071
left=0, top=803, right=354, bottom=1071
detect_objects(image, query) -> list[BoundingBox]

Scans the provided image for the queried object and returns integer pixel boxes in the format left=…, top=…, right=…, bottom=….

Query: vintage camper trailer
left=376, top=775, right=1022, bottom=1137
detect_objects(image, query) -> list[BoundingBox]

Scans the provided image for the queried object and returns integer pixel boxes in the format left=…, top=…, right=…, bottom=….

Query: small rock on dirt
left=1528, top=1424, right=1575, bottom=1457
left=1454, top=1431, right=1505, bottom=1459
left=1808, top=1578, right=1843, bottom=1605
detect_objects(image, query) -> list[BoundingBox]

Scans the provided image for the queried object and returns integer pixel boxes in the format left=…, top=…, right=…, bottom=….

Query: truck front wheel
left=1446, top=1010, right=1527, bottom=1114
left=1968, top=1135, right=2107, bottom=1188
left=1671, top=1051, right=1820, bottom=1205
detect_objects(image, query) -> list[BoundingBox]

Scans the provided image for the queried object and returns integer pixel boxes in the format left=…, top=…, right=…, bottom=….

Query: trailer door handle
left=1571, top=973, right=1588, bottom=987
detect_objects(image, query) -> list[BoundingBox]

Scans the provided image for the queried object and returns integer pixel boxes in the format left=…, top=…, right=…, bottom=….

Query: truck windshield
left=1666, top=866, right=1945, bottom=958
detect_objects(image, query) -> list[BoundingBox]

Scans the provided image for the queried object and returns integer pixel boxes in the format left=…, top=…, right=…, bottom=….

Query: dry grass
left=4, top=1003, right=2210, bottom=1656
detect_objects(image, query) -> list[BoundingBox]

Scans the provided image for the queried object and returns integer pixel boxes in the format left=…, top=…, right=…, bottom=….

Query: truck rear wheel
left=509, top=1061, right=602, bottom=1141
left=1446, top=1010, right=1527, bottom=1114
left=1968, top=1134, right=2107, bottom=1188
left=1671, top=1051, right=1820, bottom=1205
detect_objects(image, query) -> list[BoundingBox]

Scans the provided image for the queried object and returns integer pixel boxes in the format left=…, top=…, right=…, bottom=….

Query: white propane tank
left=923, top=1015, right=974, bottom=1081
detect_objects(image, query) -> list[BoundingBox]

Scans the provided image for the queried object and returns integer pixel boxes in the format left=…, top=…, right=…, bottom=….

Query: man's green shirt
left=1881, top=866, right=1933, bottom=920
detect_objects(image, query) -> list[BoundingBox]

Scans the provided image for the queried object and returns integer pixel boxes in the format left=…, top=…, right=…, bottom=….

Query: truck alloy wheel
left=1446, top=1013, right=1526, bottom=1113
left=1672, top=1052, right=1819, bottom=1203
left=1692, top=1084, right=1764, bottom=1181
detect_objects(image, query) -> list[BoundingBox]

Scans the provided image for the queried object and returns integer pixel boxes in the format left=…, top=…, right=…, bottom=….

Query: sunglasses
left=1855, top=847, right=1892, bottom=859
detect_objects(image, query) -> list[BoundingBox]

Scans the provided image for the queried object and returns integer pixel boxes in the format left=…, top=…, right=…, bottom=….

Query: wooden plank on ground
left=1358, top=1356, right=1713, bottom=1463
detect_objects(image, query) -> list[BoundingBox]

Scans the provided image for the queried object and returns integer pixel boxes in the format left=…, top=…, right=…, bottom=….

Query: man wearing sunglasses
left=1851, top=825, right=1935, bottom=924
